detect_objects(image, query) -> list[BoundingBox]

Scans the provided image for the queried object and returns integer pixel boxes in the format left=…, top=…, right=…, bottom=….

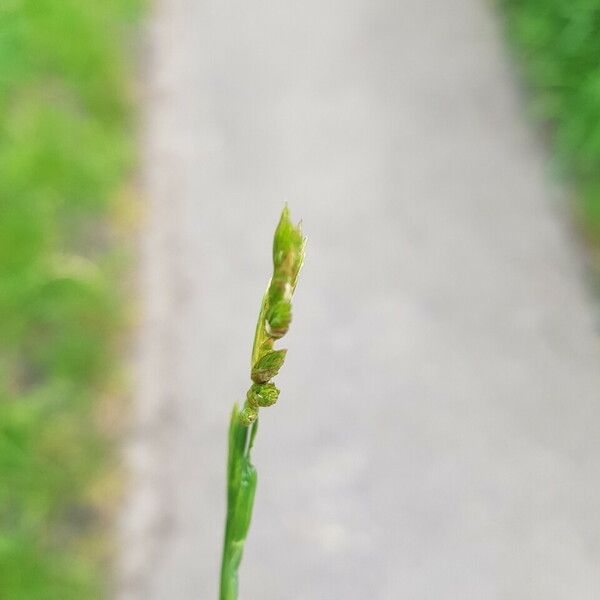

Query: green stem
left=218, top=207, right=305, bottom=599
left=219, top=411, right=257, bottom=600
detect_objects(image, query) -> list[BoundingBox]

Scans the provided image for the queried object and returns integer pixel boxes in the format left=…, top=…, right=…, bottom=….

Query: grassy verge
left=500, top=0, right=600, bottom=257
left=0, top=1, right=141, bottom=597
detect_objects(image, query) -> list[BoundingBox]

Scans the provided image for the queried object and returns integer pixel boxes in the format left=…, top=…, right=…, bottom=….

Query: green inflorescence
left=219, top=206, right=305, bottom=600
left=239, top=206, right=306, bottom=426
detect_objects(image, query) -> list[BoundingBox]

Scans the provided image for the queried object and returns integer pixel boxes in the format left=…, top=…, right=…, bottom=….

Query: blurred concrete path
left=119, top=1, right=600, bottom=598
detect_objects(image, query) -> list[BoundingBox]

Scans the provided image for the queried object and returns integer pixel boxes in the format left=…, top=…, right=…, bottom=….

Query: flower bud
left=251, top=349, right=287, bottom=383
left=247, top=383, right=280, bottom=408
left=266, top=301, right=291, bottom=339
left=272, top=206, right=305, bottom=289
left=239, top=403, right=258, bottom=426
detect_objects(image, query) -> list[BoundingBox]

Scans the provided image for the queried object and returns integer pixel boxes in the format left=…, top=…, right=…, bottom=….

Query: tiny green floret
left=247, top=383, right=280, bottom=408
left=251, top=349, right=287, bottom=384
left=266, top=300, right=292, bottom=338
left=219, top=207, right=305, bottom=600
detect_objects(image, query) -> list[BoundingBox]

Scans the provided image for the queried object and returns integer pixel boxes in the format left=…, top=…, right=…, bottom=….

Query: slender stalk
left=219, top=207, right=305, bottom=600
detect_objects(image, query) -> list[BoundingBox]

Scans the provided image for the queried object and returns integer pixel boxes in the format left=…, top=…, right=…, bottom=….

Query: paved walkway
left=119, top=1, right=600, bottom=598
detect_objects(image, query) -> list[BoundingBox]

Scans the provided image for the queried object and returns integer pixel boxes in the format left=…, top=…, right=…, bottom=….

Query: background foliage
left=0, top=0, right=141, bottom=597
left=501, top=0, right=600, bottom=252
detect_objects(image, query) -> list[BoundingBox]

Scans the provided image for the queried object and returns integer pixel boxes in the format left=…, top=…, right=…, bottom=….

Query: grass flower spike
left=220, top=207, right=306, bottom=600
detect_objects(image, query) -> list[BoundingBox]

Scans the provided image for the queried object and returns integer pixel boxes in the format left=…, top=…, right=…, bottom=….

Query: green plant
left=0, top=1, right=142, bottom=596
left=219, top=207, right=306, bottom=600
left=500, top=0, right=600, bottom=247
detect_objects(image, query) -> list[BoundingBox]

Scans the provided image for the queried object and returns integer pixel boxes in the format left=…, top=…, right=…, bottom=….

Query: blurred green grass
left=0, top=0, right=141, bottom=597
left=500, top=0, right=600, bottom=256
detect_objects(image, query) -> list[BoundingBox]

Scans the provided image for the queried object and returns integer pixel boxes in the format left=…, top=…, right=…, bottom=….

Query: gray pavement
left=119, top=1, right=600, bottom=598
